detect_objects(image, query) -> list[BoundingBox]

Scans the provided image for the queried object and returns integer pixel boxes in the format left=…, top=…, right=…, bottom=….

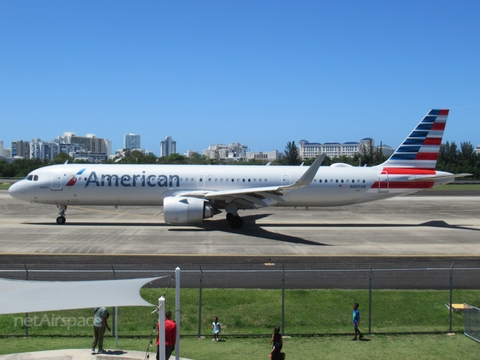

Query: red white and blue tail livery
left=380, top=109, right=448, bottom=169
left=9, top=109, right=469, bottom=229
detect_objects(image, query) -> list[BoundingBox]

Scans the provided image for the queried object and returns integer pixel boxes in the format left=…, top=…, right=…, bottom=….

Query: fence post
left=197, top=266, right=203, bottom=338
left=24, top=265, right=29, bottom=337
left=449, top=262, right=454, bottom=333
left=158, top=296, right=166, bottom=360
left=368, top=264, right=372, bottom=334
left=282, top=265, right=285, bottom=335
left=111, top=265, right=119, bottom=346
left=175, top=267, right=180, bottom=360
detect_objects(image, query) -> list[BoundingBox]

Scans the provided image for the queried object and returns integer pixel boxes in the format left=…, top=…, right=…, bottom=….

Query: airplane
left=8, top=109, right=468, bottom=229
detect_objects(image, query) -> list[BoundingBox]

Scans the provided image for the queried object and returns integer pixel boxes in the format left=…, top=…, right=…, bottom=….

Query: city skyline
left=1, top=130, right=386, bottom=158
left=1, top=2, right=479, bottom=154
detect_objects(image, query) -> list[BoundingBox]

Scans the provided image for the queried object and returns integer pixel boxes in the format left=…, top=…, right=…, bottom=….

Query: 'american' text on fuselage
left=85, top=171, right=180, bottom=188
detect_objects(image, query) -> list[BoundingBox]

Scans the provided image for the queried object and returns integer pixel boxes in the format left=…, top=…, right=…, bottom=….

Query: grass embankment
left=433, top=184, right=480, bottom=191
left=0, top=289, right=479, bottom=358
left=1, top=289, right=478, bottom=337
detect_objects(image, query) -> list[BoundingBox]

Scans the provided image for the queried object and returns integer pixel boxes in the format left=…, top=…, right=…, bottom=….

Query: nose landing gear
left=56, top=205, right=67, bottom=225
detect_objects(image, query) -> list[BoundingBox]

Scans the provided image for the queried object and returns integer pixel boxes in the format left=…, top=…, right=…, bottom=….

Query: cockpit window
left=27, top=175, right=33, bottom=181
left=33, top=175, right=38, bottom=181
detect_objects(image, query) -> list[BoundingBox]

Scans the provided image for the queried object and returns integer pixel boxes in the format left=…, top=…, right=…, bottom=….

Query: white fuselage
left=8, top=163, right=447, bottom=208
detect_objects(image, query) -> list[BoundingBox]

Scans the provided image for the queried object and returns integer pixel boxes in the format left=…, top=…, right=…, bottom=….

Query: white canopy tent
left=0, top=277, right=161, bottom=314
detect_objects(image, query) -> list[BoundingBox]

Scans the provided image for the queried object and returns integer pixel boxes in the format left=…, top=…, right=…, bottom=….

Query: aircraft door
left=51, top=170, right=63, bottom=191
left=377, top=171, right=389, bottom=193
left=282, top=174, right=291, bottom=185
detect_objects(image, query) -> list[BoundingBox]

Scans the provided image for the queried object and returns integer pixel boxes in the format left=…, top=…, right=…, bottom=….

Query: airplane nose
left=8, top=181, right=25, bottom=200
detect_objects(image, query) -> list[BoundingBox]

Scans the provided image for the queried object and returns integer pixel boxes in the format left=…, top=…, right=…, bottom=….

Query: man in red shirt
left=156, top=310, right=177, bottom=360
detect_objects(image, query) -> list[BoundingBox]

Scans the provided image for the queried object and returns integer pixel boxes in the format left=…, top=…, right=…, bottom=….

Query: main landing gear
left=56, top=205, right=67, bottom=225
left=226, top=212, right=244, bottom=229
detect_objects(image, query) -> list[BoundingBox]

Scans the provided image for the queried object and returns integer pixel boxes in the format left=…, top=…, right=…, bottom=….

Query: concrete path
left=0, top=349, right=191, bottom=360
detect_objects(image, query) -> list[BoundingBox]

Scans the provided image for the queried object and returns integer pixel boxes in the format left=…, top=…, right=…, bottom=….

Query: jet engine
left=163, top=196, right=216, bottom=224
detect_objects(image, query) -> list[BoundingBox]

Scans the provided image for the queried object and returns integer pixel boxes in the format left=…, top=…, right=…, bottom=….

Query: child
left=352, top=302, right=363, bottom=340
left=212, top=316, right=221, bottom=341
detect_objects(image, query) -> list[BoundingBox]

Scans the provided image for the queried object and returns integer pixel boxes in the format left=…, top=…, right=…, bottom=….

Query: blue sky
left=1, top=0, right=479, bottom=156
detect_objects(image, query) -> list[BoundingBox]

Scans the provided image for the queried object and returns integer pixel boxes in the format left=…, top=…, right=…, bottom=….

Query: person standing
left=212, top=316, right=221, bottom=341
left=352, top=302, right=363, bottom=340
left=269, top=326, right=283, bottom=359
left=91, top=307, right=111, bottom=354
left=157, top=310, right=177, bottom=360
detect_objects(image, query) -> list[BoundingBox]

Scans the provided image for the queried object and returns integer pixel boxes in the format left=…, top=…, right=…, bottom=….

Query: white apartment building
left=299, top=140, right=361, bottom=159
left=29, top=139, right=85, bottom=161
left=246, top=150, right=283, bottom=162
left=124, top=133, right=141, bottom=150
left=160, top=136, right=176, bottom=157
left=203, top=143, right=248, bottom=160
left=299, top=138, right=394, bottom=160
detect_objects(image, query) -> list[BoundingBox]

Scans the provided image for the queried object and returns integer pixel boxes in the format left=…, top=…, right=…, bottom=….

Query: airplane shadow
left=169, top=214, right=327, bottom=246
left=256, top=219, right=480, bottom=232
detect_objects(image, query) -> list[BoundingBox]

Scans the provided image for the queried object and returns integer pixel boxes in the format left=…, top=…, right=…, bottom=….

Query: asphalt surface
left=1, top=191, right=480, bottom=289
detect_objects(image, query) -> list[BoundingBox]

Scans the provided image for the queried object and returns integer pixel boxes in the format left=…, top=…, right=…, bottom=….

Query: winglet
left=282, top=154, right=325, bottom=190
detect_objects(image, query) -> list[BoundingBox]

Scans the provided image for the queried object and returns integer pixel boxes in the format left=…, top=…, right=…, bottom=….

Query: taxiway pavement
left=1, top=191, right=479, bottom=257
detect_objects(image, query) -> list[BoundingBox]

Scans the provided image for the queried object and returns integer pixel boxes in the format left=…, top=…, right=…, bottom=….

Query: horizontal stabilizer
left=408, top=173, right=471, bottom=182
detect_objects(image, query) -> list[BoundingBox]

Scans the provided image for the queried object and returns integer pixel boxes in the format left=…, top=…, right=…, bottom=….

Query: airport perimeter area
left=1, top=191, right=480, bottom=359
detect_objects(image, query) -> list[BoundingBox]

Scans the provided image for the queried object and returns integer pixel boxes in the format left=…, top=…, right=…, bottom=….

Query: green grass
left=1, top=289, right=479, bottom=338
left=0, top=334, right=479, bottom=359
left=0, top=183, right=11, bottom=190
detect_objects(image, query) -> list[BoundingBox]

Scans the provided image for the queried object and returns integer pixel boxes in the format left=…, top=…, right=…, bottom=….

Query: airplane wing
left=176, top=154, right=326, bottom=208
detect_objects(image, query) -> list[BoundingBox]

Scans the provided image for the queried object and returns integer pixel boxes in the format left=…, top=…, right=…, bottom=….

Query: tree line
left=1, top=141, right=479, bottom=179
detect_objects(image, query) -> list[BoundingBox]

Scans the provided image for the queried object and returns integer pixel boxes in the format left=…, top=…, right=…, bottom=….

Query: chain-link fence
left=464, top=303, right=480, bottom=343
left=0, top=264, right=479, bottom=338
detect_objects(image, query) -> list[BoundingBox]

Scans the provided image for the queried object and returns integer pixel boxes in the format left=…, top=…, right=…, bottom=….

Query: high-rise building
left=58, top=133, right=110, bottom=155
left=124, top=133, right=141, bottom=150
left=11, top=140, right=31, bottom=158
left=160, top=136, right=176, bottom=157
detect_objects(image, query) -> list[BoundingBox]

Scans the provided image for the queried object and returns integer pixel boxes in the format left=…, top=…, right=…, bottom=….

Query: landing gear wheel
left=56, top=216, right=66, bottom=225
left=230, top=216, right=244, bottom=229
left=226, top=213, right=234, bottom=222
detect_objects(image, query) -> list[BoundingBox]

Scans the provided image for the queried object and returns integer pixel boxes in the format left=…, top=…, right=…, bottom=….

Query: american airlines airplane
left=9, top=109, right=467, bottom=229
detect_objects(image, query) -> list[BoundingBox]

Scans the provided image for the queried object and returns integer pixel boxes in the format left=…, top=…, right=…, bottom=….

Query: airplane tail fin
left=379, top=109, right=449, bottom=169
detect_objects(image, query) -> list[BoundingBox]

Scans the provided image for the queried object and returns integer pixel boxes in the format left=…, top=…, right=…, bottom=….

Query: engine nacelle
left=163, top=196, right=215, bottom=224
